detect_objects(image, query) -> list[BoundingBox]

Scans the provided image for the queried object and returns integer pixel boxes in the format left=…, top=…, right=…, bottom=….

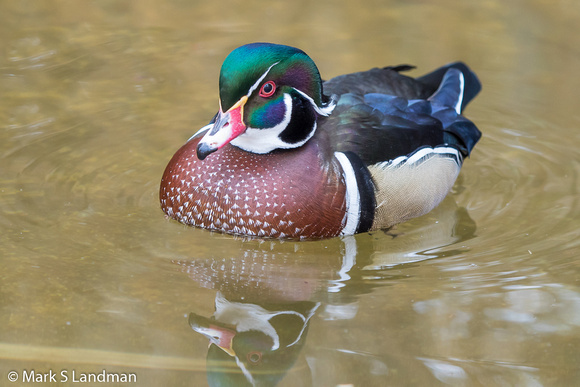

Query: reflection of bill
left=190, top=294, right=319, bottom=386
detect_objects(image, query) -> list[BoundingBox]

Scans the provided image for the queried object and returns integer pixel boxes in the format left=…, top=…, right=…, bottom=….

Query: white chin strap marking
left=231, top=93, right=317, bottom=154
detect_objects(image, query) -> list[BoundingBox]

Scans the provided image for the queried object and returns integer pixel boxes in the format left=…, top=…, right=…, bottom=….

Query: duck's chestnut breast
left=160, top=136, right=347, bottom=239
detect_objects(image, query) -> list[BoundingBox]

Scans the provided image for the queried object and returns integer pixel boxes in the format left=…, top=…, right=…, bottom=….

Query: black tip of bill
left=196, top=142, right=218, bottom=160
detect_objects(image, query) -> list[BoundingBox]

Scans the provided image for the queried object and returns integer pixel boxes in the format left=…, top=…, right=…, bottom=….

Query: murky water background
left=1, top=1, right=579, bottom=386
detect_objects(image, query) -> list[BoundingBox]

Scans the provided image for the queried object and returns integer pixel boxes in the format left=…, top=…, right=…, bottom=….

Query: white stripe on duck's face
left=231, top=85, right=330, bottom=154
left=231, top=93, right=316, bottom=154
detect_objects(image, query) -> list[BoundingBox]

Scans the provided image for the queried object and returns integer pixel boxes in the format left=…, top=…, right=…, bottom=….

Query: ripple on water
left=455, top=116, right=580, bottom=261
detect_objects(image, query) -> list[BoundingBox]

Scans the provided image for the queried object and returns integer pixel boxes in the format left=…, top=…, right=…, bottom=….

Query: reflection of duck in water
left=189, top=293, right=319, bottom=387
left=178, top=204, right=477, bottom=385
left=177, top=238, right=344, bottom=386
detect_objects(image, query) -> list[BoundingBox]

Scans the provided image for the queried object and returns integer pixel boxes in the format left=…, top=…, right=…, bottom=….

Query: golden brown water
left=1, top=1, right=580, bottom=386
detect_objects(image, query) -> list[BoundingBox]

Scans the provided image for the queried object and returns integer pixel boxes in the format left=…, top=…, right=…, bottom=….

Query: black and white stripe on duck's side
left=160, top=43, right=482, bottom=239
left=335, top=145, right=463, bottom=235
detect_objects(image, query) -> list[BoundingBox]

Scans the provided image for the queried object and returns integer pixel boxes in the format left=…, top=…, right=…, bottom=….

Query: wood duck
left=160, top=43, right=481, bottom=240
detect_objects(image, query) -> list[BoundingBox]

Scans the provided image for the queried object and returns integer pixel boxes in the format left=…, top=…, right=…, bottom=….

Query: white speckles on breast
left=160, top=139, right=347, bottom=239
left=162, top=154, right=283, bottom=237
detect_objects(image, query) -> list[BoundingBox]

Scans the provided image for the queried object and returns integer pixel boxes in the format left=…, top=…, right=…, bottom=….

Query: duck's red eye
left=259, top=81, right=276, bottom=98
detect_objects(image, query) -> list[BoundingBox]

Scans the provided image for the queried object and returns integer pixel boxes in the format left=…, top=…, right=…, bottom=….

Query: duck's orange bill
left=196, top=96, right=248, bottom=160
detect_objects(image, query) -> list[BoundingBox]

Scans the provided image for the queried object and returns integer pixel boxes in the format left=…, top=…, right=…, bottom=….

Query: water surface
left=1, top=1, right=579, bottom=386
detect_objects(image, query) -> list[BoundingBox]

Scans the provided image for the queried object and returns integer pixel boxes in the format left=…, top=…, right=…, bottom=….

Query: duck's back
left=323, top=62, right=481, bottom=108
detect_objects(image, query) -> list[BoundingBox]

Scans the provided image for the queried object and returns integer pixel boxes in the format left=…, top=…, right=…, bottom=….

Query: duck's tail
left=422, top=66, right=482, bottom=156
left=428, top=68, right=465, bottom=114
left=418, top=62, right=481, bottom=112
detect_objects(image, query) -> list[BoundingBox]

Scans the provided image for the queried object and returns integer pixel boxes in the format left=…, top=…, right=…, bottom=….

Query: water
left=1, top=1, right=579, bottom=386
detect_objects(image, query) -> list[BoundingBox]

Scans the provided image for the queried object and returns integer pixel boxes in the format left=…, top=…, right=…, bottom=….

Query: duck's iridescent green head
left=196, top=43, right=336, bottom=160
left=219, top=43, right=323, bottom=111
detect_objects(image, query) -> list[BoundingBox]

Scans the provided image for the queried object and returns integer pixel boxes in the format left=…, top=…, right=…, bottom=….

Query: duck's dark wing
left=321, top=97, right=448, bottom=165
left=321, top=64, right=482, bottom=165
